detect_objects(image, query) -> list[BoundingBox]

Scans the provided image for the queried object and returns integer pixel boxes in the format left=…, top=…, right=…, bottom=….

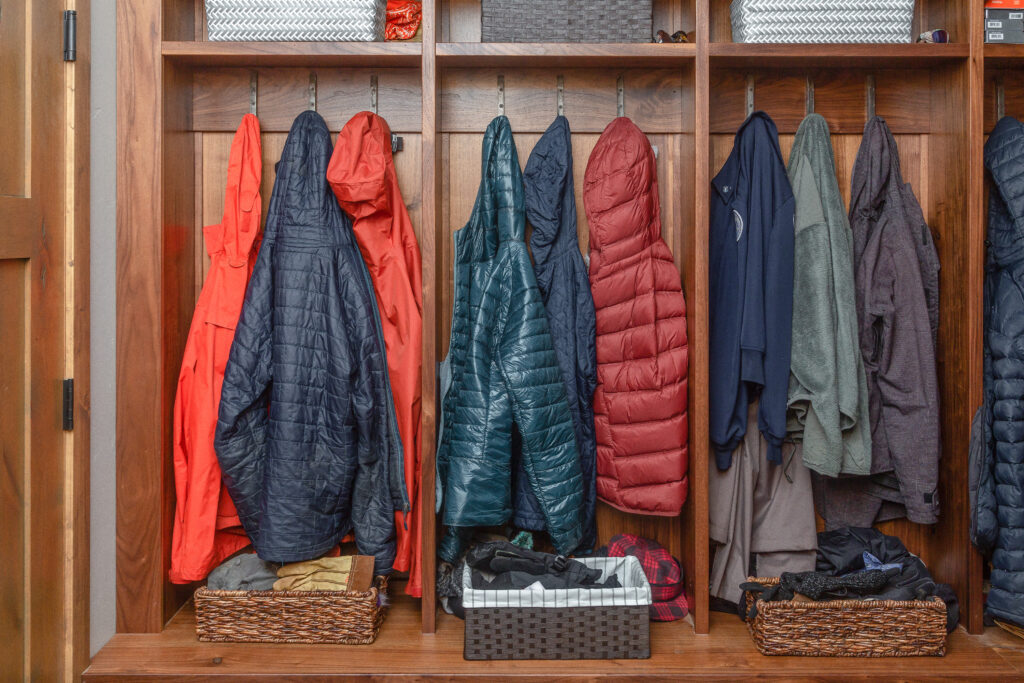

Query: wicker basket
left=194, top=577, right=387, bottom=644
left=731, top=0, right=914, bottom=44
left=205, top=0, right=386, bottom=42
left=743, top=577, right=948, bottom=657
left=463, top=556, right=652, bottom=660
left=481, top=0, right=653, bottom=43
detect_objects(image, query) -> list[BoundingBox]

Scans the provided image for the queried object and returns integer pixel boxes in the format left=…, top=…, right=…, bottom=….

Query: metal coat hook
left=308, top=72, right=317, bottom=111
left=370, top=74, right=378, bottom=115
left=557, top=75, right=565, bottom=117
left=997, top=76, right=1006, bottom=120
left=249, top=72, right=258, bottom=115
left=617, top=75, right=625, bottom=117
left=497, top=75, right=505, bottom=116
left=866, top=74, right=876, bottom=120
left=805, top=75, right=814, bottom=116
left=746, top=74, right=755, bottom=118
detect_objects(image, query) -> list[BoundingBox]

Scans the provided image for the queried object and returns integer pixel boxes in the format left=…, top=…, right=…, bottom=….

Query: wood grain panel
left=116, top=0, right=166, bottom=634
left=710, top=69, right=933, bottom=135
left=193, top=68, right=423, bottom=133
left=440, top=69, right=687, bottom=134
left=0, top=260, right=26, bottom=683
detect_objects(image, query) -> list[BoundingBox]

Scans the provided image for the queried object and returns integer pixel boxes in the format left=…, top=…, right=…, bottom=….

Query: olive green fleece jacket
left=786, top=114, right=872, bottom=477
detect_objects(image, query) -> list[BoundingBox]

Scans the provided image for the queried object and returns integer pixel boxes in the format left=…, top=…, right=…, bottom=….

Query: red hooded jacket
left=170, top=114, right=262, bottom=582
left=583, top=117, right=689, bottom=516
left=328, top=112, right=423, bottom=597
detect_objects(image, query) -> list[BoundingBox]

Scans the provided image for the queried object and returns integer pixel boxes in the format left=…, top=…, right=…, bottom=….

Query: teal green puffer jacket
left=436, top=116, right=584, bottom=563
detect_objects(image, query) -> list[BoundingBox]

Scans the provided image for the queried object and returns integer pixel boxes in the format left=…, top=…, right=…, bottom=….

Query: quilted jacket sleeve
left=214, top=244, right=275, bottom=539
left=347, top=273, right=400, bottom=574
left=498, top=248, right=584, bottom=555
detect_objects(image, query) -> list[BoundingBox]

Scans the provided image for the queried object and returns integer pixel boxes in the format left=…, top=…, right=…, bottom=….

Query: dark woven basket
left=194, top=577, right=387, bottom=644
left=743, top=577, right=947, bottom=657
left=481, top=0, right=653, bottom=43
left=465, top=605, right=650, bottom=660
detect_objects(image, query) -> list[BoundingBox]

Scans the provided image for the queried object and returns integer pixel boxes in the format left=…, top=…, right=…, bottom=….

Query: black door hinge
left=62, top=379, right=74, bottom=431
left=63, top=10, right=77, bottom=61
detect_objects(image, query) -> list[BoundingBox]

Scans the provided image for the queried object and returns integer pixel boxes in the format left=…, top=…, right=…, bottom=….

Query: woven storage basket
left=194, top=577, right=387, bottom=644
left=481, top=0, right=653, bottom=43
left=730, top=0, right=914, bottom=44
left=463, top=556, right=652, bottom=660
left=205, top=0, right=386, bottom=41
left=743, top=577, right=948, bottom=657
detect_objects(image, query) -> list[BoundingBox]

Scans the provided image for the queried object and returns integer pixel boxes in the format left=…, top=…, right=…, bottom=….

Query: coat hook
left=866, top=74, right=876, bottom=120
left=497, top=75, right=505, bottom=116
left=997, top=76, right=1006, bottom=120
left=805, top=75, right=814, bottom=116
left=557, top=75, right=565, bottom=117
left=308, top=72, right=317, bottom=111
left=617, top=75, right=625, bottom=117
left=370, top=74, right=378, bottom=115
left=746, top=74, right=755, bottom=118
left=249, top=71, right=258, bottom=115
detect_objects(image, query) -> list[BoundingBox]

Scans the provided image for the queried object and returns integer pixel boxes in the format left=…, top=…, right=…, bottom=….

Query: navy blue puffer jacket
left=215, top=111, right=407, bottom=574
left=980, top=116, right=1024, bottom=624
left=513, top=116, right=598, bottom=551
left=436, top=116, right=584, bottom=563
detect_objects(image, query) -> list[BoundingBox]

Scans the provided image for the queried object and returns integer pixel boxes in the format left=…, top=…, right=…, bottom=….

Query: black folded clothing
left=467, top=541, right=620, bottom=590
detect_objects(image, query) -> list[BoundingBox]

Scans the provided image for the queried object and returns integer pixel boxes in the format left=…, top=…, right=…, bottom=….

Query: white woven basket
left=731, top=0, right=914, bottom=44
left=206, top=0, right=386, bottom=41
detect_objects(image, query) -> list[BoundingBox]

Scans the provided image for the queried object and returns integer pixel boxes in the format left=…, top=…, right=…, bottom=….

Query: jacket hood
left=789, top=112, right=851, bottom=236
left=268, top=110, right=350, bottom=246
left=584, top=117, right=659, bottom=256
left=525, top=116, right=577, bottom=264
left=850, top=116, right=901, bottom=222
left=327, top=111, right=393, bottom=221
left=985, top=116, right=1024, bottom=267
left=459, top=115, right=525, bottom=263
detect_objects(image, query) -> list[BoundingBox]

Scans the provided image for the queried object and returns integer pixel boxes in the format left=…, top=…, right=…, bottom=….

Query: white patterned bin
left=731, top=0, right=915, bottom=44
left=206, top=0, right=386, bottom=41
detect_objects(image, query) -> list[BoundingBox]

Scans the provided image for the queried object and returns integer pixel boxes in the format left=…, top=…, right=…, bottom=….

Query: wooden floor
left=86, top=590, right=1024, bottom=682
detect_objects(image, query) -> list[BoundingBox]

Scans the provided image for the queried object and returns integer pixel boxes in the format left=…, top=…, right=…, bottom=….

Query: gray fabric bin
left=205, top=0, right=386, bottom=42
left=731, top=0, right=914, bottom=43
left=481, top=0, right=653, bottom=43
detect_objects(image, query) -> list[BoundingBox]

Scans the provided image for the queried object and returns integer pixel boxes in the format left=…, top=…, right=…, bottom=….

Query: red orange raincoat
left=170, top=114, right=262, bottom=583
left=328, top=112, right=424, bottom=596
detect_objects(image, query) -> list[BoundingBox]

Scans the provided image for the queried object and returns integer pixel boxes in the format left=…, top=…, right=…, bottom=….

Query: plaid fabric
left=607, top=534, right=689, bottom=622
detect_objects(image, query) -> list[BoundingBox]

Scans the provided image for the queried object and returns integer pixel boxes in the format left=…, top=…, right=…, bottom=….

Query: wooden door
left=0, top=0, right=90, bottom=680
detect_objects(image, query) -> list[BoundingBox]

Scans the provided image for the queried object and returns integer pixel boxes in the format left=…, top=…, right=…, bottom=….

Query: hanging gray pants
left=709, top=401, right=818, bottom=604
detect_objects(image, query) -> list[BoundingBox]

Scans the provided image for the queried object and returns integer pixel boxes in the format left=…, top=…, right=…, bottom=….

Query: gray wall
left=90, top=0, right=117, bottom=657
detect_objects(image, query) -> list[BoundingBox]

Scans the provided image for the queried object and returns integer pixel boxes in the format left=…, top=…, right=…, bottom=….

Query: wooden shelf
left=161, top=41, right=423, bottom=67
left=436, top=42, right=696, bottom=68
left=985, top=43, right=1024, bottom=69
left=84, top=594, right=1024, bottom=681
left=709, top=42, right=969, bottom=68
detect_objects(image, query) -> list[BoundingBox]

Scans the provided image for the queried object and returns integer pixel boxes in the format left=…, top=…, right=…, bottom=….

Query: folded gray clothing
left=206, top=553, right=280, bottom=591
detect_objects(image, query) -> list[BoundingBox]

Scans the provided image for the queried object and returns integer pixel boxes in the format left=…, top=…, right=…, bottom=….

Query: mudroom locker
left=89, top=0, right=1023, bottom=678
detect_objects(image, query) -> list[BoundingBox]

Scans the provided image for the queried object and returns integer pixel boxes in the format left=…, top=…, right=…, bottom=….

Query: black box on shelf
left=987, top=29, right=1024, bottom=43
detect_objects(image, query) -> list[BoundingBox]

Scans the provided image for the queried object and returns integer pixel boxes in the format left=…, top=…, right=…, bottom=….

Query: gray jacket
left=786, top=114, right=872, bottom=478
left=815, top=117, right=941, bottom=527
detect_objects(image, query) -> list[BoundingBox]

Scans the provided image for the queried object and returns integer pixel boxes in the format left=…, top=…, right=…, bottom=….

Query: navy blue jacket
left=978, top=116, right=1024, bottom=624
left=710, top=112, right=795, bottom=469
left=513, top=116, right=598, bottom=551
left=215, top=111, right=406, bottom=574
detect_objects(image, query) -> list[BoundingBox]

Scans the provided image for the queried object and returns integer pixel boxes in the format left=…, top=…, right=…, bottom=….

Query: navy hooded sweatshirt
left=709, top=112, right=795, bottom=469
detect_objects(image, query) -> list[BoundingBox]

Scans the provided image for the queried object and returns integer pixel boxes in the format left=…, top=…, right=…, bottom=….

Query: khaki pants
left=709, top=401, right=818, bottom=604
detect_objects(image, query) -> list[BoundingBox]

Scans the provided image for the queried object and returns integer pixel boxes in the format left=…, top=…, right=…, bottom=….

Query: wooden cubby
left=113, top=0, right=991, bottom=655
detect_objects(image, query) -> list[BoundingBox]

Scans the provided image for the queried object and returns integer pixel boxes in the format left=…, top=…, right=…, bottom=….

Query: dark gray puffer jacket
left=978, top=116, right=1024, bottom=625
left=215, top=111, right=406, bottom=574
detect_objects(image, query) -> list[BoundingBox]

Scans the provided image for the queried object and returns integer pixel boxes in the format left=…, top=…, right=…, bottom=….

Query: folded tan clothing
left=273, top=555, right=375, bottom=592
left=277, top=556, right=353, bottom=577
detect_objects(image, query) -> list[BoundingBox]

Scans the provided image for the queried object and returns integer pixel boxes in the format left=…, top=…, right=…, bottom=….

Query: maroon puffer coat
left=583, top=117, right=689, bottom=515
